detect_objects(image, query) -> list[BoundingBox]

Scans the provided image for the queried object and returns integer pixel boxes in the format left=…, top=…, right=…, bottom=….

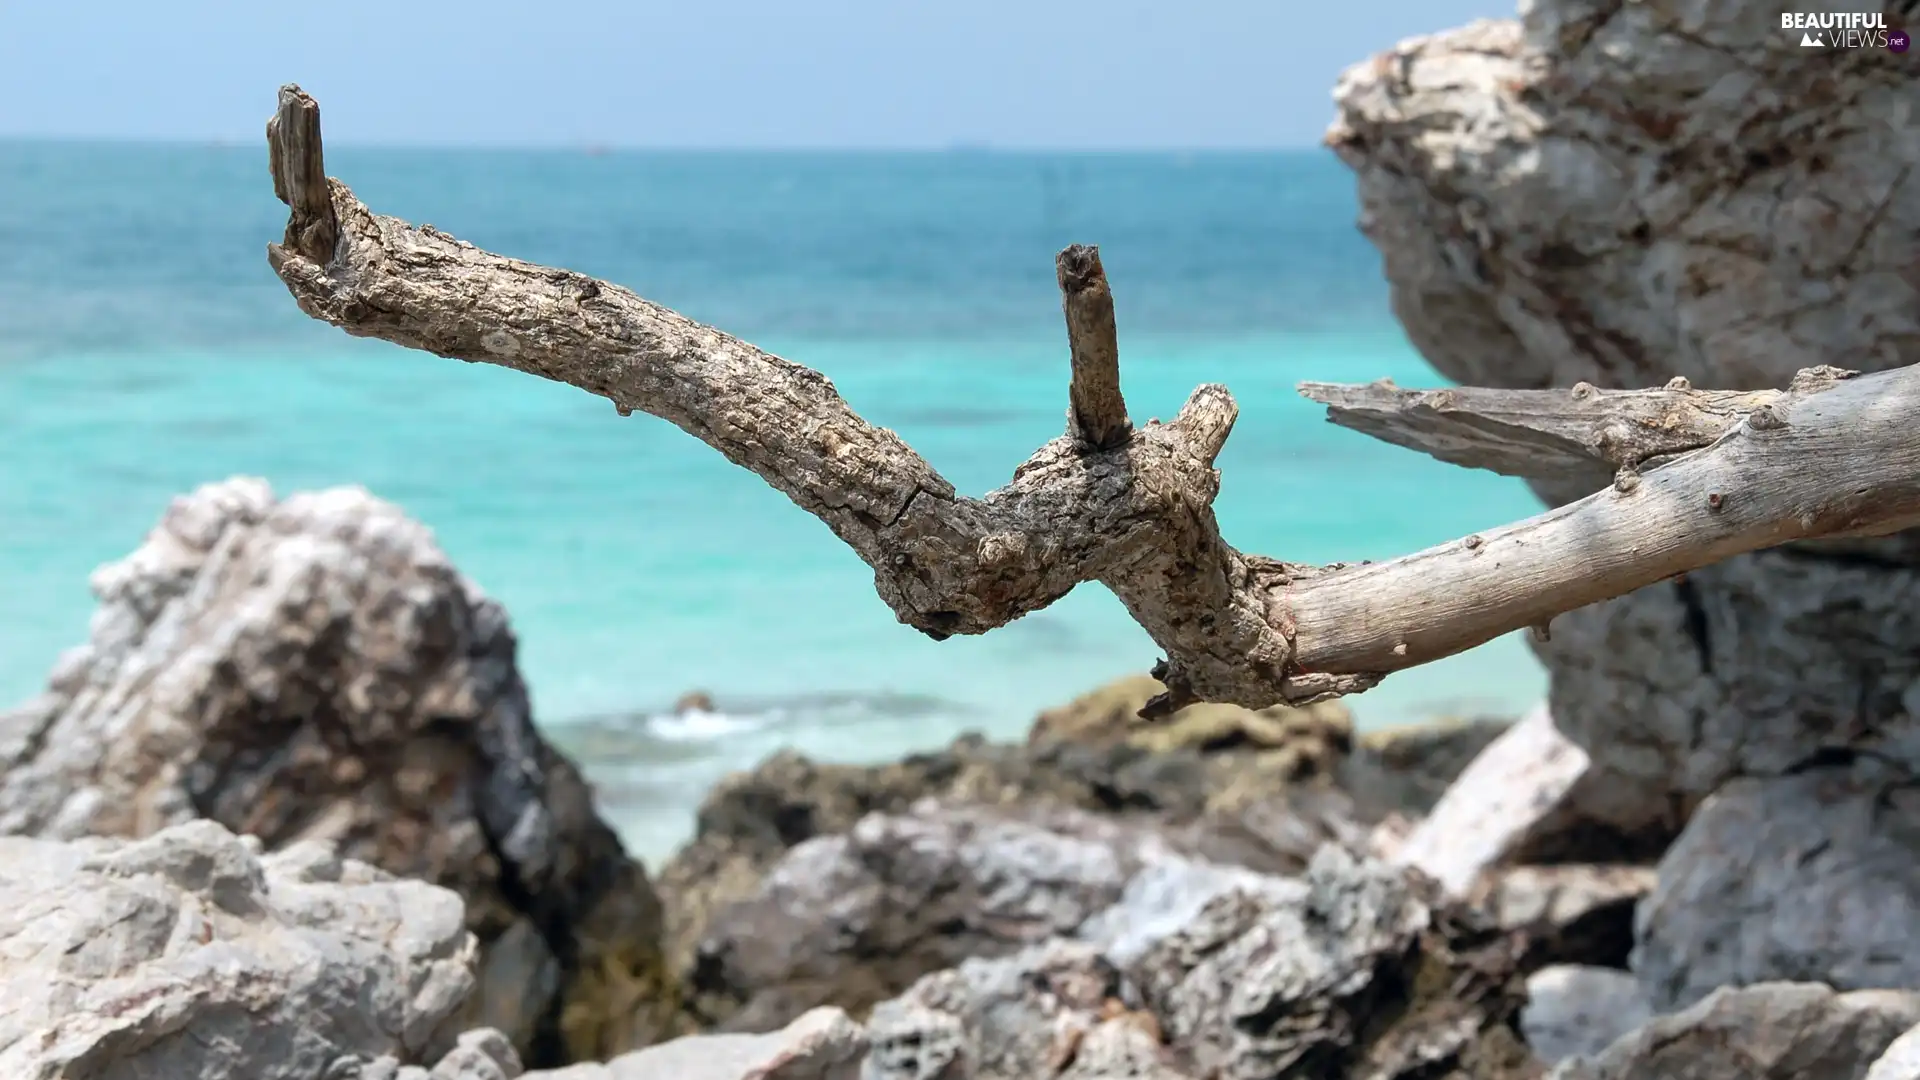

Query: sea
left=0, top=143, right=1546, bottom=865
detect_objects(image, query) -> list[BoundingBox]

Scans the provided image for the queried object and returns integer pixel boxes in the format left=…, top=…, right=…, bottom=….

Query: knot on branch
left=267, top=84, right=338, bottom=264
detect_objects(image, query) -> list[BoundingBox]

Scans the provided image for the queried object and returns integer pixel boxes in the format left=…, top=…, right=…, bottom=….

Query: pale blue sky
left=0, top=1, right=1510, bottom=148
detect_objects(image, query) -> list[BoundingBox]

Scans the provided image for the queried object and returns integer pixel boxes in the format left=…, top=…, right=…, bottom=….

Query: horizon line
left=0, top=133, right=1338, bottom=155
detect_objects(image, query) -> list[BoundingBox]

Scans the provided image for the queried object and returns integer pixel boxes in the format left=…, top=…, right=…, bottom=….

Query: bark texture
left=263, top=83, right=1920, bottom=724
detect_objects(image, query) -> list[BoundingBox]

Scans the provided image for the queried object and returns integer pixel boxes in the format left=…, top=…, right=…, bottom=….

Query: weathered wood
left=1056, top=244, right=1131, bottom=450
left=266, top=86, right=337, bottom=264
left=260, top=84, right=1920, bottom=714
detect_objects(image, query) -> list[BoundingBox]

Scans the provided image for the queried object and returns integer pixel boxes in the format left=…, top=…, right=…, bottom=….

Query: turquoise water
left=0, top=143, right=1546, bottom=861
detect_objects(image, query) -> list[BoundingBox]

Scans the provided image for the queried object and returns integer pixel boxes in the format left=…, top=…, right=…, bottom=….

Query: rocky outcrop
left=1549, top=983, right=1920, bottom=1080
left=1473, top=863, right=1654, bottom=973
left=0, top=818, right=499, bottom=1079
left=1634, top=760, right=1920, bottom=1014
left=0, top=478, right=675, bottom=1066
left=1325, top=0, right=1920, bottom=815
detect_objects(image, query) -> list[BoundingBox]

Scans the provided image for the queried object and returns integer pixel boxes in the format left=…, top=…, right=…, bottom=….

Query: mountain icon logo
left=1800, top=30, right=1825, bottom=45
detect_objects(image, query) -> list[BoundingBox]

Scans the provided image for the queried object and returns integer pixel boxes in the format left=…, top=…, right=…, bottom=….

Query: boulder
left=1870, top=1022, right=1920, bottom=1080
left=524, top=1008, right=866, bottom=1080
left=1634, top=760, right=1920, bottom=1014
left=1549, top=983, right=1920, bottom=1080
left=1130, top=844, right=1542, bottom=1079
left=0, top=478, right=675, bottom=1065
left=1472, top=864, right=1655, bottom=972
left=1390, top=706, right=1673, bottom=899
left=1326, top=0, right=1920, bottom=812
left=682, top=801, right=1172, bottom=1032
left=1519, top=966, right=1648, bottom=1067
left=1338, top=716, right=1510, bottom=818
left=0, top=818, right=497, bottom=1079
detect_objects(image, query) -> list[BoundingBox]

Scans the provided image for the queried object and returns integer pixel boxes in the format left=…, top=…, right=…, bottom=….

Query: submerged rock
left=0, top=478, right=675, bottom=1066
left=0, top=818, right=499, bottom=1079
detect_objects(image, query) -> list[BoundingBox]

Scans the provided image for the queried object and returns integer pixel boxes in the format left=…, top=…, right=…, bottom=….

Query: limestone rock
left=684, top=801, right=1169, bottom=1032
left=1550, top=983, right=1920, bottom=1080
left=1391, top=707, right=1672, bottom=898
left=0, top=819, right=481, bottom=1079
left=1131, top=845, right=1542, bottom=1080
left=1326, top=0, right=1920, bottom=806
left=0, top=478, right=674, bottom=1065
left=863, top=941, right=1194, bottom=1080
left=1634, top=761, right=1920, bottom=1014
left=524, top=1007, right=866, bottom=1080
left=1519, top=966, right=1648, bottom=1066
left=1339, top=716, right=1510, bottom=817
left=1029, top=672, right=1355, bottom=776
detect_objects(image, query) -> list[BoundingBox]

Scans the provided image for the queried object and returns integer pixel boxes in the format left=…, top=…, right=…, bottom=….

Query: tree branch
left=262, top=84, right=1920, bottom=714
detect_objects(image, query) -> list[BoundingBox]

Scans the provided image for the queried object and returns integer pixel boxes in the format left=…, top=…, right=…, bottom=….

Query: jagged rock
left=1028, top=672, right=1352, bottom=762
left=1634, top=761, right=1920, bottom=1014
left=684, top=801, right=1173, bottom=1032
left=863, top=941, right=1194, bottom=1080
left=524, top=1008, right=866, bottom=1080
left=0, top=478, right=675, bottom=1066
left=1326, top=0, right=1920, bottom=811
left=0, top=819, right=485, bottom=1079
left=1549, top=983, right=1920, bottom=1080
left=1519, top=966, right=1649, bottom=1066
left=1473, top=864, right=1655, bottom=972
left=1391, top=706, right=1672, bottom=898
left=1131, top=845, right=1542, bottom=1080
left=1337, top=716, right=1511, bottom=818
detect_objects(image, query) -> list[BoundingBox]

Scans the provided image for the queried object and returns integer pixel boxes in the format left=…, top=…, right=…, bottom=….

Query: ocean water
left=0, top=143, right=1547, bottom=864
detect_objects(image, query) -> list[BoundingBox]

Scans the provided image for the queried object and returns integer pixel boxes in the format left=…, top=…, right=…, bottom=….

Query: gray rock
left=861, top=940, right=1191, bottom=1080
left=0, top=819, right=481, bottom=1079
left=0, top=478, right=675, bottom=1064
left=1869, top=1022, right=1920, bottom=1080
left=1131, top=845, right=1540, bottom=1079
left=1077, top=851, right=1306, bottom=967
left=1474, top=864, right=1655, bottom=972
left=1634, top=761, right=1920, bottom=1013
left=1325, top=0, right=1920, bottom=811
left=526, top=1007, right=866, bottom=1080
left=688, top=801, right=1173, bottom=1032
left=1520, top=966, right=1649, bottom=1066
left=1550, top=983, right=1920, bottom=1080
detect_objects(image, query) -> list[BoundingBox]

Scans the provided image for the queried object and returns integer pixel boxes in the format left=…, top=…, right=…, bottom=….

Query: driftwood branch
left=262, top=83, right=1920, bottom=715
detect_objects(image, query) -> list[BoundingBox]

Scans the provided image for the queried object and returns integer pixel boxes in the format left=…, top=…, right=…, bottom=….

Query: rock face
left=0, top=478, right=674, bottom=1066
left=1549, top=983, right=1920, bottom=1080
left=1634, top=760, right=1920, bottom=1014
left=1131, top=845, right=1541, bottom=1080
left=1326, top=0, right=1920, bottom=811
left=0, top=818, right=489, bottom=1079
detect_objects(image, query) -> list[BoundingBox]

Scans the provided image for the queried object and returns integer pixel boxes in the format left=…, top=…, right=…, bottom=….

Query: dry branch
left=262, top=83, right=1920, bottom=716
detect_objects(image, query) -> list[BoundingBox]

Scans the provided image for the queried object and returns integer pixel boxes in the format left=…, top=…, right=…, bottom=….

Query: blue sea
left=0, top=144, right=1546, bottom=863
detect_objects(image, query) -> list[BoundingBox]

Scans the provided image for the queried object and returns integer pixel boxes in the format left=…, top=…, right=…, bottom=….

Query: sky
left=0, top=1, right=1512, bottom=148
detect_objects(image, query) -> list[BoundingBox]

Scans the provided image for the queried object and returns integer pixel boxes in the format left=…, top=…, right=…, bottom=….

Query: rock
left=673, top=691, right=717, bottom=715
left=684, top=801, right=1170, bottom=1032
left=1549, top=983, right=1920, bottom=1080
left=1519, top=966, right=1649, bottom=1066
left=1131, top=845, right=1542, bottom=1079
left=1326, top=0, right=1920, bottom=812
left=1029, top=673, right=1355, bottom=776
left=1634, top=760, right=1920, bottom=1014
left=1472, top=865, right=1655, bottom=972
left=863, top=941, right=1194, bottom=1080
left=0, top=819, right=484, bottom=1079
left=1390, top=706, right=1673, bottom=898
left=1870, top=1022, right=1920, bottom=1080
left=524, top=1007, right=866, bottom=1080
left=0, top=478, right=675, bottom=1065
